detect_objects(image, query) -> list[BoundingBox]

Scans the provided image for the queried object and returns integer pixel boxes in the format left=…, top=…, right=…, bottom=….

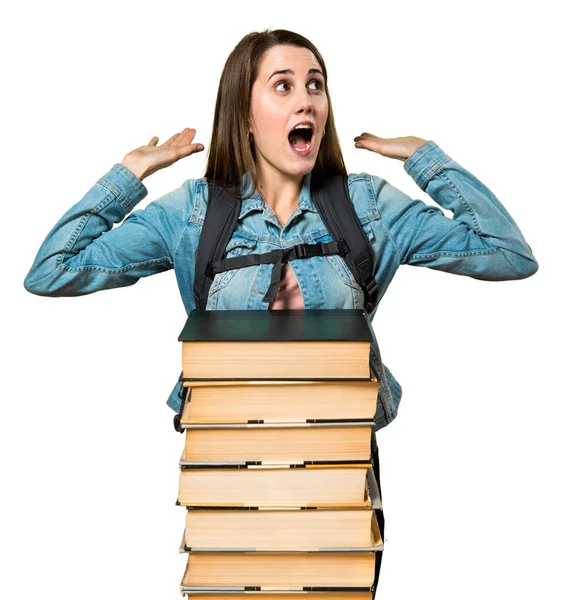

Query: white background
left=2, top=1, right=563, bottom=599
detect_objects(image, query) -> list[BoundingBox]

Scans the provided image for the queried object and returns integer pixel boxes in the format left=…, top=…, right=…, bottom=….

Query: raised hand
left=121, top=128, right=205, bottom=181
left=353, top=133, right=428, bottom=162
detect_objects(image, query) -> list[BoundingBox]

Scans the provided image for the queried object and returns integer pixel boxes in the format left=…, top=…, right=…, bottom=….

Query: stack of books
left=174, top=309, right=385, bottom=599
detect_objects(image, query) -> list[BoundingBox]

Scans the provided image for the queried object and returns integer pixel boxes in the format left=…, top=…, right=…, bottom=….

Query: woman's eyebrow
left=267, top=68, right=324, bottom=81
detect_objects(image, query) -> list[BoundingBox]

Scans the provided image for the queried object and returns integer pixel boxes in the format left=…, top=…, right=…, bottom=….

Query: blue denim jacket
left=23, top=141, right=538, bottom=429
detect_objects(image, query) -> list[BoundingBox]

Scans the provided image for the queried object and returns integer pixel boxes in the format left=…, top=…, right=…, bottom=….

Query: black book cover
left=178, top=309, right=376, bottom=343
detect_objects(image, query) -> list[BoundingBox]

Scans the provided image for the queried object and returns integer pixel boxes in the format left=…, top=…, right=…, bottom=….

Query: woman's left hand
left=353, top=133, right=429, bottom=162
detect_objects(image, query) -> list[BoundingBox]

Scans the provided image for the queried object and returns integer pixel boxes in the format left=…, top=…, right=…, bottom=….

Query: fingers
left=145, top=128, right=205, bottom=158
left=166, top=140, right=205, bottom=161
left=353, top=133, right=383, bottom=151
left=161, top=128, right=204, bottom=152
left=352, top=134, right=426, bottom=162
left=178, top=142, right=205, bottom=155
left=162, top=132, right=183, bottom=147
left=176, top=128, right=204, bottom=153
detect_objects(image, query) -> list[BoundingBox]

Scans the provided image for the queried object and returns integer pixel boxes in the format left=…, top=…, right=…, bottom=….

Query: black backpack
left=193, top=169, right=380, bottom=313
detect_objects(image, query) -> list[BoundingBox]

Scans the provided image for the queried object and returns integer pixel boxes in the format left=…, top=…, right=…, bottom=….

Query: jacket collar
left=238, top=171, right=317, bottom=220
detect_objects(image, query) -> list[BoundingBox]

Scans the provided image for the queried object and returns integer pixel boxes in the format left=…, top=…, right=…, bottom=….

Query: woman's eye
left=275, top=79, right=324, bottom=92
left=275, top=80, right=290, bottom=92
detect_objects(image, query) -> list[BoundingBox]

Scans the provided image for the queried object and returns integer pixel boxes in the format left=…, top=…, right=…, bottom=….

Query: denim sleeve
left=23, top=163, right=193, bottom=296
left=372, top=140, right=539, bottom=280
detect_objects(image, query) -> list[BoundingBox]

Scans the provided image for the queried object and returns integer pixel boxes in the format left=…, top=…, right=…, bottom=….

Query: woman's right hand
left=120, top=127, right=205, bottom=181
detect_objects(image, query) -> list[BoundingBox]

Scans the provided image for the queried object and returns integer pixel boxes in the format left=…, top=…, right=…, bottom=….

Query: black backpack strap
left=193, top=182, right=241, bottom=311
left=193, top=180, right=345, bottom=308
left=207, top=240, right=344, bottom=304
left=194, top=173, right=379, bottom=312
left=310, top=170, right=379, bottom=314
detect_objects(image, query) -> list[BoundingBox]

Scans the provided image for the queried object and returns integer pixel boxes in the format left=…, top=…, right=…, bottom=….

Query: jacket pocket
left=208, top=237, right=258, bottom=296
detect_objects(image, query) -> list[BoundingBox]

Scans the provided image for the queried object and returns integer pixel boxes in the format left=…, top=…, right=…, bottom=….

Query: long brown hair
left=204, top=28, right=347, bottom=200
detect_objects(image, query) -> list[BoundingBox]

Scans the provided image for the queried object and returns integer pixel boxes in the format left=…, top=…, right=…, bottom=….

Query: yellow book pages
left=183, top=508, right=382, bottom=550
left=177, top=466, right=370, bottom=508
left=181, top=379, right=379, bottom=424
left=181, top=425, right=372, bottom=463
left=182, top=341, right=371, bottom=379
left=182, top=551, right=376, bottom=587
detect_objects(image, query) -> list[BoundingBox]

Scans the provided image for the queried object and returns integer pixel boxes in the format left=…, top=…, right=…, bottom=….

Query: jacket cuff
left=403, top=140, right=452, bottom=191
left=96, top=163, right=149, bottom=212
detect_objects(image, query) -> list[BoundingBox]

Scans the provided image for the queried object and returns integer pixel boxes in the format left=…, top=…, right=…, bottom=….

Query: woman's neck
left=255, top=163, right=304, bottom=216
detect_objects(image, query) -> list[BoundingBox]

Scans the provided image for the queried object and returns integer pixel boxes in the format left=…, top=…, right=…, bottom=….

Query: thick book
left=177, top=462, right=381, bottom=510
left=179, top=423, right=374, bottom=466
left=179, top=508, right=383, bottom=552
left=178, top=309, right=376, bottom=381
left=179, top=551, right=380, bottom=592
left=177, top=464, right=374, bottom=508
left=179, top=376, right=379, bottom=425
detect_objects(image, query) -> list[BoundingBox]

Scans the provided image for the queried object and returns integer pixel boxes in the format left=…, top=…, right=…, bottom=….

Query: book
left=179, top=551, right=379, bottom=591
left=180, top=508, right=383, bottom=552
left=178, top=309, right=376, bottom=381
left=179, top=423, right=374, bottom=465
left=178, top=377, right=379, bottom=425
left=177, top=464, right=373, bottom=508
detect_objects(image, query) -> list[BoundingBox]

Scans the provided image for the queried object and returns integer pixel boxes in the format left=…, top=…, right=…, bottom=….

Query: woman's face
left=248, top=44, right=328, bottom=182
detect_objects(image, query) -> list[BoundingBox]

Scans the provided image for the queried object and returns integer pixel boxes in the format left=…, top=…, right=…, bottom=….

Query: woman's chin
left=281, top=165, right=313, bottom=181
left=255, top=146, right=319, bottom=180
left=285, top=150, right=319, bottom=176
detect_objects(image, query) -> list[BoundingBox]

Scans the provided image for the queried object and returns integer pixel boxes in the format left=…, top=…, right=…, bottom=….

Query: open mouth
left=288, top=126, right=314, bottom=154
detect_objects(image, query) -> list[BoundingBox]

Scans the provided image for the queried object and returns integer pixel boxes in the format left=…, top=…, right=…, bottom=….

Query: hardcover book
left=179, top=309, right=376, bottom=380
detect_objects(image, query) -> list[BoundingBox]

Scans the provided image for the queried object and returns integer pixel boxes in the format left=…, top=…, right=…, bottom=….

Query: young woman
left=23, top=28, right=538, bottom=430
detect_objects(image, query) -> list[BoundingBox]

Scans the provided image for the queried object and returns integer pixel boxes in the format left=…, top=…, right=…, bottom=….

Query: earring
left=322, top=129, right=326, bottom=137
left=248, top=132, right=253, bottom=144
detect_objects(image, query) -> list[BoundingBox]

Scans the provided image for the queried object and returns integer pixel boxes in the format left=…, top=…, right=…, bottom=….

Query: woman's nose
left=294, top=87, right=313, bottom=113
